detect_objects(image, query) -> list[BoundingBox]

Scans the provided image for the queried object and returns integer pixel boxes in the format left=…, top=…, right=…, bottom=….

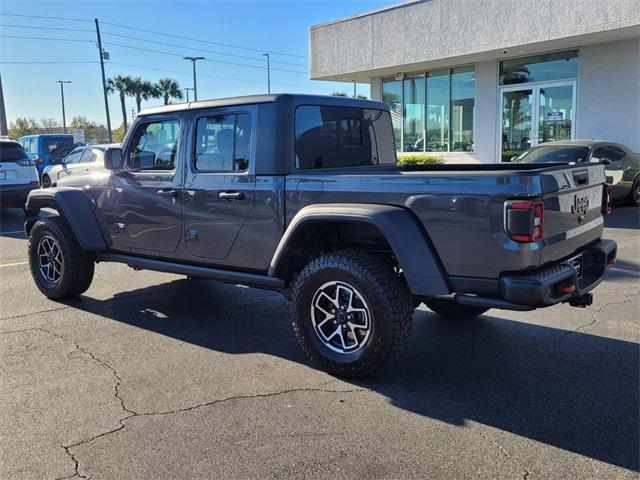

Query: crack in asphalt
left=14, top=325, right=364, bottom=479
left=469, top=426, right=533, bottom=479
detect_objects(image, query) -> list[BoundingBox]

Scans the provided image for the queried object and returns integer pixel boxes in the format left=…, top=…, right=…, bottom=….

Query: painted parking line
left=0, top=261, right=28, bottom=268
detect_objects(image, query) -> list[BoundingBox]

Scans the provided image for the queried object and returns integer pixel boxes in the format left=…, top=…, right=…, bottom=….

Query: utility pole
left=0, top=74, right=8, bottom=136
left=183, top=57, right=205, bottom=101
left=57, top=80, right=72, bottom=133
left=353, top=81, right=356, bottom=98
left=263, top=53, right=271, bottom=94
left=95, top=19, right=112, bottom=143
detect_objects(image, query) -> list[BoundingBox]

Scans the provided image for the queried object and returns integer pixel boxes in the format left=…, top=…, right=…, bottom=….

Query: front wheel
left=28, top=216, right=95, bottom=299
left=626, top=176, right=640, bottom=207
left=291, top=250, right=413, bottom=378
left=424, top=298, right=488, bottom=319
left=41, top=174, right=52, bottom=188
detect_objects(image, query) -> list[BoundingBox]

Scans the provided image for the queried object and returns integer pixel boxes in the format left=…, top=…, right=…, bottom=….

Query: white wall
left=576, top=39, right=640, bottom=151
left=473, top=60, right=499, bottom=163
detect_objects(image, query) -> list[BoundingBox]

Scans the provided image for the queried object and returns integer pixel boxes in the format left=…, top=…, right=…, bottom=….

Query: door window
left=80, top=149, right=97, bottom=163
left=593, top=146, right=626, bottom=162
left=64, top=149, right=83, bottom=164
left=538, top=85, right=573, bottom=144
left=194, top=113, right=251, bottom=172
left=501, top=89, right=533, bottom=161
left=129, top=119, right=180, bottom=171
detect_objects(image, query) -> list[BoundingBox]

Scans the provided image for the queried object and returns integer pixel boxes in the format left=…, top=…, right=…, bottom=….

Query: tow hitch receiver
left=569, top=292, right=593, bottom=308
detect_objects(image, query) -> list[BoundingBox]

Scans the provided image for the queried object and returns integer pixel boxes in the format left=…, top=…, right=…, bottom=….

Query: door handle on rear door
left=218, top=191, right=245, bottom=200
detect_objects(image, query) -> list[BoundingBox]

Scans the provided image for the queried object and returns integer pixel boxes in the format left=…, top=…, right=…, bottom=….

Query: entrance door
left=500, top=81, right=575, bottom=161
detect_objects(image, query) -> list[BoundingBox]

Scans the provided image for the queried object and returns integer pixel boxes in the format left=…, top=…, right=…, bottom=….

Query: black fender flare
left=268, top=203, right=451, bottom=297
left=24, top=188, right=108, bottom=251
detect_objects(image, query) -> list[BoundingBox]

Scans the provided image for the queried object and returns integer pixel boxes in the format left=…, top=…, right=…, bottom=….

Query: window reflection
left=381, top=78, right=402, bottom=151
left=500, top=50, right=578, bottom=85
left=426, top=69, right=449, bottom=152
left=403, top=74, right=425, bottom=152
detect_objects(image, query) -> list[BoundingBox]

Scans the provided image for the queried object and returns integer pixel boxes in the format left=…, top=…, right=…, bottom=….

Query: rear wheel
left=626, top=176, right=640, bottom=206
left=291, top=250, right=413, bottom=378
left=425, top=298, right=488, bottom=319
left=28, top=216, right=95, bottom=299
left=41, top=174, right=52, bottom=188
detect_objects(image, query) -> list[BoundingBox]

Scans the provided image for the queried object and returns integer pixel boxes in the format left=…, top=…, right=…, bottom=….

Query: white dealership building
left=309, top=0, right=640, bottom=162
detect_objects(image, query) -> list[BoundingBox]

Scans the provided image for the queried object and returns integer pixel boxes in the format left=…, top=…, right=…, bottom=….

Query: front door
left=113, top=116, right=184, bottom=254
left=500, top=81, right=576, bottom=161
left=182, top=108, right=256, bottom=260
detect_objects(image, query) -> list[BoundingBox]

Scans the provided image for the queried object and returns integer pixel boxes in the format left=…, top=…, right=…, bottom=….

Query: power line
left=0, top=60, right=97, bottom=64
left=0, top=12, right=92, bottom=22
left=100, top=20, right=308, bottom=59
left=0, top=34, right=94, bottom=43
left=0, top=23, right=94, bottom=33
left=102, top=41, right=307, bottom=74
left=100, top=30, right=307, bottom=67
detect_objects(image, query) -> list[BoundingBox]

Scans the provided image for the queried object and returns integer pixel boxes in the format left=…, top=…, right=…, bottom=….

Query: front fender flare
left=269, top=203, right=451, bottom=297
left=24, top=188, right=108, bottom=251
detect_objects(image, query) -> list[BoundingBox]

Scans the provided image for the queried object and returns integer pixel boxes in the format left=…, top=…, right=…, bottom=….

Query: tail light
left=505, top=200, right=545, bottom=243
left=601, top=183, right=612, bottom=215
left=35, top=156, right=44, bottom=164
left=17, top=159, right=35, bottom=167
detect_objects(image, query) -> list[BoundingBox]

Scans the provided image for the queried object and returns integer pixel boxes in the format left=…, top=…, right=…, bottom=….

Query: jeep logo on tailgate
left=571, top=195, right=590, bottom=216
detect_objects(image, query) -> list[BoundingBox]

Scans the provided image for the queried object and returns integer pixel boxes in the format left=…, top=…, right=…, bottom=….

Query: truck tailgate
left=538, top=164, right=606, bottom=266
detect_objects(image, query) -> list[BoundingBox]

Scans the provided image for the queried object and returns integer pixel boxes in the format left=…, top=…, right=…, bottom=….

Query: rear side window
left=27, top=138, right=37, bottom=153
left=194, top=113, right=251, bottom=172
left=0, top=142, right=29, bottom=162
left=45, top=137, right=74, bottom=156
left=593, top=146, right=626, bottom=162
left=294, top=105, right=396, bottom=169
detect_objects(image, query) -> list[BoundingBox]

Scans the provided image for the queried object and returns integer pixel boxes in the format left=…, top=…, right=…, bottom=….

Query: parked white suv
left=0, top=139, right=40, bottom=214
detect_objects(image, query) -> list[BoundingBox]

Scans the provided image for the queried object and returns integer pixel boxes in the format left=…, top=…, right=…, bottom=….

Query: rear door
left=182, top=106, right=256, bottom=260
left=112, top=115, right=185, bottom=254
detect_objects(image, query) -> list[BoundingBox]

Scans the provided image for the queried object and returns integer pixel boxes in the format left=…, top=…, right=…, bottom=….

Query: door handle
left=157, top=189, right=179, bottom=198
left=218, top=191, right=245, bottom=200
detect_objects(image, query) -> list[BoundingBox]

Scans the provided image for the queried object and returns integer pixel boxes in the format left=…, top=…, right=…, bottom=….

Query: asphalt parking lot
left=0, top=206, right=638, bottom=479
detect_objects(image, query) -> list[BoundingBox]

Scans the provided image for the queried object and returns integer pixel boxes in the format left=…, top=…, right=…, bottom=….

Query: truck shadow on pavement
left=67, top=277, right=639, bottom=472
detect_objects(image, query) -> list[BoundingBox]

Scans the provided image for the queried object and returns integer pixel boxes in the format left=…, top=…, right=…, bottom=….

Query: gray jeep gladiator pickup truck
left=25, top=94, right=617, bottom=377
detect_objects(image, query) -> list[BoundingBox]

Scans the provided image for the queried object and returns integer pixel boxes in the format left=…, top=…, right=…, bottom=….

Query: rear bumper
left=0, top=183, right=38, bottom=206
left=499, top=239, right=617, bottom=307
left=440, top=239, right=617, bottom=311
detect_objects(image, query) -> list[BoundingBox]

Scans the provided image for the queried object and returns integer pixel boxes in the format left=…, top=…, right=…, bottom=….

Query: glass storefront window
left=426, top=69, right=449, bottom=152
left=500, top=50, right=578, bottom=85
left=450, top=66, right=475, bottom=152
left=403, top=74, right=425, bottom=152
left=381, top=77, right=402, bottom=151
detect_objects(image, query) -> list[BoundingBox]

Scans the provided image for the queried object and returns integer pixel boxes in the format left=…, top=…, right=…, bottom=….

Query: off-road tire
left=425, top=298, right=488, bottom=319
left=28, top=216, right=95, bottom=299
left=625, top=175, right=640, bottom=207
left=291, top=250, right=413, bottom=378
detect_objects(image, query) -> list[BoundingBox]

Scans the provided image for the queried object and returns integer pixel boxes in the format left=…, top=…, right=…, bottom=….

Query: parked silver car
left=513, top=140, right=640, bottom=206
left=41, top=144, right=119, bottom=188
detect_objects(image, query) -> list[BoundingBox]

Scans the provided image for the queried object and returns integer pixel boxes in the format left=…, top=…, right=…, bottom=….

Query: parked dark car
left=513, top=140, right=640, bottom=206
left=25, top=94, right=617, bottom=377
left=41, top=144, right=119, bottom=188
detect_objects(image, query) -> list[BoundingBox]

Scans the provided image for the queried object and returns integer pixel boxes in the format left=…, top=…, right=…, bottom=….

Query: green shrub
left=397, top=154, right=444, bottom=165
left=501, top=150, right=522, bottom=162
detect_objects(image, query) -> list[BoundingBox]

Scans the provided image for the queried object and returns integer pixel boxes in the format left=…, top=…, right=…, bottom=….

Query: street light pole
left=263, top=53, right=271, bottom=94
left=185, top=87, right=194, bottom=103
left=183, top=57, right=205, bottom=101
left=57, top=80, right=72, bottom=133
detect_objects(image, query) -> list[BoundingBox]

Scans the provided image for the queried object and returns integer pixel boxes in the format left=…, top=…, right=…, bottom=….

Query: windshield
left=0, top=142, right=29, bottom=162
left=515, top=145, right=590, bottom=163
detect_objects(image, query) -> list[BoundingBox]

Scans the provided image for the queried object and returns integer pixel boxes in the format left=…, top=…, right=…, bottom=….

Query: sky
left=0, top=0, right=392, bottom=127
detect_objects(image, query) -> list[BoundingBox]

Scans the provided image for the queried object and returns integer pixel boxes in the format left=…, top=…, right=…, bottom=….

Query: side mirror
left=104, top=147, right=124, bottom=170
left=599, top=158, right=612, bottom=165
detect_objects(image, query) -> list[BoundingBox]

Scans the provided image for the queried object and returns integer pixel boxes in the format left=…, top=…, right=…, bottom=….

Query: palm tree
left=129, top=77, right=160, bottom=113
left=156, top=78, right=183, bottom=105
left=106, top=75, right=133, bottom=132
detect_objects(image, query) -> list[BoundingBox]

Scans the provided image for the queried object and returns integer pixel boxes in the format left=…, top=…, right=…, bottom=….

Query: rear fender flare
left=24, top=188, right=108, bottom=251
left=269, top=203, right=451, bottom=296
